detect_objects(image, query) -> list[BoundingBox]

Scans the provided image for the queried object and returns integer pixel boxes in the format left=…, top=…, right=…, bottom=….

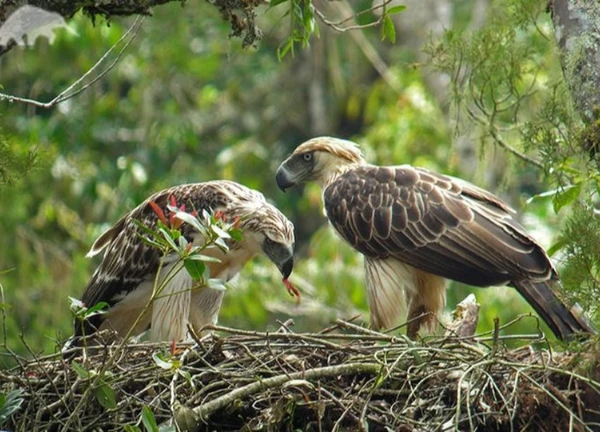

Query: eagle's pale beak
left=279, top=255, right=294, bottom=279
left=275, top=164, right=296, bottom=192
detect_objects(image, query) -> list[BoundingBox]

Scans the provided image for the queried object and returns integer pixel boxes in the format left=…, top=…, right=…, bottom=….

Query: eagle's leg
left=151, top=261, right=192, bottom=342
left=406, top=304, right=427, bottom=340
left=405, top=270, right=448, bottom=339
left=189, top=287, right=225, bottom=336
left=364, top=257, right=410, bottom=331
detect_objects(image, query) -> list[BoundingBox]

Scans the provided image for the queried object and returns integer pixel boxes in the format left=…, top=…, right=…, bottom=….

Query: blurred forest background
left=0, top=0, right=599, bottom=364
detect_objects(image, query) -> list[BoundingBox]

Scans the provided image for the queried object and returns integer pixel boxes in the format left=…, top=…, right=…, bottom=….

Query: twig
left=202, top=324, right=364, bottom=350
left=313, top=0, right=394, bottom=32
left=466, top=106, right=544, bottom=168
left=489, top=124, right=544, bottom=169
left=329, top=1, right=402, bottom=93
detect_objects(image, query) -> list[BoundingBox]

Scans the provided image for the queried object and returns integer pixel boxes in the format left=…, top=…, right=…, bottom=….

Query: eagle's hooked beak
left=279, top=255, right=294, bottom=279
left=275, top=162, right=297, bottom=192
left=264, top=241, right=295, bottom=279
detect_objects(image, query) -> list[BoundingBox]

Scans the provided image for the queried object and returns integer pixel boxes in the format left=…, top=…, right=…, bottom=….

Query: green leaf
left=292, top=2, right=303, bottom=21
left=68, top=296, right=85, bottom=313
left=0, top=388, right=24, bottom=426
left=94, top=381, right=117, bottom=410
left=302, top=3, right=315, bottom=35
left=381, top=15, right=396, bottom=43
left=178, top=235, right=188, bottom=250
left=208, top=279, right=227, bottom=291
left=172, top=210, right=203, bottom=232
left=133, top=220, right=169, bottom=250
left=277, top=37, right=295, bottom=61
left=186, top=253, right=221, bottom=263
left=524, top=188, right=560, bottom=205
left=547, top=236, right=568, bottom=257
left=552, top=183, right=581, bottom=213
left=229, top=229, right=243, bottom=242
left=137, top=236, right=166, bottom=251
left=123, top=425, right=141, bottom=432
left=178, top=370, right=195, bottom=389
left=71, top=361, right=90, bottom=379
left=133, top=219, right=162, bottom=239
left=184, top=259, right=205, bottom=282
left=269, top=0, right=289, bottom=7
left=85, top=301, right=109, bottom=317
left=152, top=352, right=174, bottom=370
left=212, top=225, right=231, bottom=239
left=214, top=238, right=229, bottom=251
left=170, top=229, right=181, bottom=241
left=387, top=5, right=407, bottom=15
left=142, top=406, right=159, bottom=432
left=159, top=228, right=179, bottom=252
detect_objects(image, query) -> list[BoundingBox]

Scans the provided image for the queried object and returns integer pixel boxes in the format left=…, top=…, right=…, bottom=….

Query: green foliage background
left=0, top=0, right=597, bottom=364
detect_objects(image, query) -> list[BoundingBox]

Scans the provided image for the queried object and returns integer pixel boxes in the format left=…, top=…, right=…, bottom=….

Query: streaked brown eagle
left=73, top=180, right=295, bottom=344
left=276, top=136, right=594, bottom=340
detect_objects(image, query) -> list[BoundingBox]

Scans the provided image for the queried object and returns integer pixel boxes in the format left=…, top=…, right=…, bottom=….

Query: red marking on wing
left=282, top=278, right=301, bottom=305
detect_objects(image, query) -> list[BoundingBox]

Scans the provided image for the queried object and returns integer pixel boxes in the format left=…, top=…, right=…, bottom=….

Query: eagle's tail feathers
left=513, top=279, right=595, bottom=340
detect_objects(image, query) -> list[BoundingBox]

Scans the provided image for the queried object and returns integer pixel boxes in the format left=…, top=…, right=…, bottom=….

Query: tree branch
left=0, top=0, right=265, bottom=58
left=0, top=0, right=175, bottom=22
left=191, top=363, right=382, bottom=424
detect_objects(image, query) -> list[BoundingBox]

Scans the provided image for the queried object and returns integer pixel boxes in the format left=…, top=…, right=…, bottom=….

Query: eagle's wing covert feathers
left=323, top=165, right=553, bottom=288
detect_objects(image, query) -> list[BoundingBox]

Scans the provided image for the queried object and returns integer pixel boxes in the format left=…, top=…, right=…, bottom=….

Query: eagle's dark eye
left=265, top=237, right=276, bottom=246
left=303, top=153, right=313, bottom=162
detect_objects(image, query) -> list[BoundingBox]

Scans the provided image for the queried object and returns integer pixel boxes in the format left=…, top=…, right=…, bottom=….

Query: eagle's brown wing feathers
left=324, top=165, right=592, bottom=339
left=325, top=165, right=548, bottom=286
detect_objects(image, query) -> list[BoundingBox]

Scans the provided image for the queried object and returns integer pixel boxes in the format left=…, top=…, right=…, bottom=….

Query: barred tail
left=513, top=280, right=595, bottom=340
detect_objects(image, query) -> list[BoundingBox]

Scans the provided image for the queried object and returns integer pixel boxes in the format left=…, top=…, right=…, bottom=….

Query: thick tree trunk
left=551, top=0, right=600, bottom=123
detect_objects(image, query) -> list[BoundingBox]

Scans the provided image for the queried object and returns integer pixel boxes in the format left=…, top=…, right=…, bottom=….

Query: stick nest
left=2, top=320, right=600, bottom=431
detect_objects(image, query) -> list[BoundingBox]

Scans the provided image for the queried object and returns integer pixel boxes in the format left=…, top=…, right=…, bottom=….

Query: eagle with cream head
left=276, top=136, right=594, bottom=340
left=73, top=180, right=295, bottom=344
